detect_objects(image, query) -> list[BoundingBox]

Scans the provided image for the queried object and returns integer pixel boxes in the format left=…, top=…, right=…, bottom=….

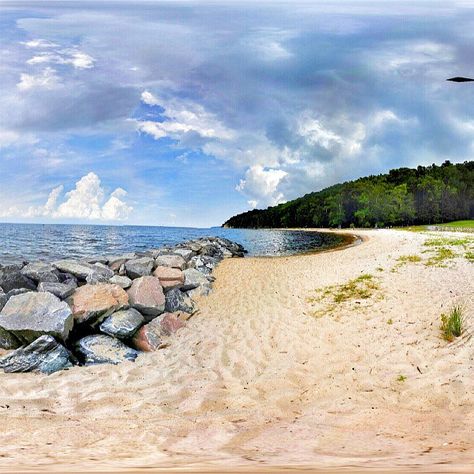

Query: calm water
left=0, top=223, right=345, bottom=263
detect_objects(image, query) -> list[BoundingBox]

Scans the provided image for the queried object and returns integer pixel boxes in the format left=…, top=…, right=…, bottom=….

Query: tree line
left=223, top=161, right=474, bottom=228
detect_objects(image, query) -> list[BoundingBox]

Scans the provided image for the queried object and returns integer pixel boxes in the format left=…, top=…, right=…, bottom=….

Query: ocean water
left=0, top=223, right=345, bottom=263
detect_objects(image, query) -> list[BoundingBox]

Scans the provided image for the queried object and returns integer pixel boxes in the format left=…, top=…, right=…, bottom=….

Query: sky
left=1, top=1, right=474, bottom=227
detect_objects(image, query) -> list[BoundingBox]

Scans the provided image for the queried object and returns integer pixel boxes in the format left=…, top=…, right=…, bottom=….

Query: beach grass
left=440, top=305, right=465, bottom=342
left=308, top=274, right=380, bottom=317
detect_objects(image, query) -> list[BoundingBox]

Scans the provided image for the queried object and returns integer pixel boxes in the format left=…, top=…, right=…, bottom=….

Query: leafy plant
left=396, top=375, right=407, bottom=382
left=440, top=305, right=464, bottom=342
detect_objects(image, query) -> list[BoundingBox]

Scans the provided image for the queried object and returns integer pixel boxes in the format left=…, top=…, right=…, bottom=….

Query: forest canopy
left=223, top=161, right=474, bottom=229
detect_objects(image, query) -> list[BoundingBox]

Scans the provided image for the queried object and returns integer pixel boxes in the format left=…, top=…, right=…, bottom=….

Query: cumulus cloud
left=23, top=173, right=132, bottom=221
left=236, top=165, right=288, bottom=207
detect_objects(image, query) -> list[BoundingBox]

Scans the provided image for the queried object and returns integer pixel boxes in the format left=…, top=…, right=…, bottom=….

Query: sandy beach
left=0, top=229, right=472, bottom=472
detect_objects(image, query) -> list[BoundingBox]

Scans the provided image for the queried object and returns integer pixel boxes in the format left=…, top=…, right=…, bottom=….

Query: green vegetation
left=440, top=305, right=465, bottom=342
left=422, top=235, right=474, bottom=266
left=438, top=220, right=474, bottom=229
left=387, top=318, right=393, bottom=325
left=308, top=274, right=380, bottom=317
left=224, top=161, right=474, bottom=228
left=397, top=255, right=422, bottom=263
left=426, top=247, right=456, bottom=267
left=396, top=375, right=407, bottom=382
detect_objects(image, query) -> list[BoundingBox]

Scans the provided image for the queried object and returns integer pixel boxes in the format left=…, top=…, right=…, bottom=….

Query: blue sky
left=1, top=1, right=474, bottom=227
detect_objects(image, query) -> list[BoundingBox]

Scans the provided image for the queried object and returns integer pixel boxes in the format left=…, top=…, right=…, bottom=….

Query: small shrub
left=396, top=375, right=407, bottom=382
left=465, top=251, right=474, bottom=262
left=440, top=305, right=464, bottom=342
left=387, top=318, right=393, bottom=325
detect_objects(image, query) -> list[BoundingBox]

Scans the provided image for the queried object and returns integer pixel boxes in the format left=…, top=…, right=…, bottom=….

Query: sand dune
left=0, top=229, right=472, bottom=472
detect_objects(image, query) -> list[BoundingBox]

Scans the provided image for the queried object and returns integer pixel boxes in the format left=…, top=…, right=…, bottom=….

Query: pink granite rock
left=152, top=266, right=184, bottom=291
left=126, top=276, right=165, bottom=319
left=68, top=284, right=129, bottom=325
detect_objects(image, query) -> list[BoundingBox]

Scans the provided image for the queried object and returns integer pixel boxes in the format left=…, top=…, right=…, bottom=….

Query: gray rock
left=85, top=256, right=109, bottom=265
left=0, top=335, right=73, bottom=374
left=164, top=288, right=195, bottom=314
left=99, top=308, right=144, bottom=339
left=38, top=280, right=77, bottom=300
left=53, top=259, right=114, bottom=283
left=0, top=327, right=21, bottom=350
left=125, top=257, right=154, bottom=279
left=189, top=255, right=218, bottom=275
left=107, top=254, right=136, bottom=272
left=186, top=285, right=211, bottom=299
left=109, top=275, right=132, bottom=289
left=75, top=335, right=138, bottom=365
left=173, top=248, right=195, bottom=262
left=182, top=268, right=210, bottom=291
left=0, top=289, right=31, bottom=313
left=21, top=262, right=59, bottom=283
left=154, top=254, right=186, bottom=270
left=0, top=265, right=36, bottom=292
left=0, top=292, right=73, bottom=344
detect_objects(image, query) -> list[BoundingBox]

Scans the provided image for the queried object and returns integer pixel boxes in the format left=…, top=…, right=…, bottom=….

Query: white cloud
left=297, top=112, right=366, bottom=156
left=22, top=39, right=59, bottom=49
left=26, top=50, right=94, bottom=69
left=12, top=173, right=132, bottom=221
left=137, top=91, right=234, bottom=140
left=102, top=187, right=133, bottom=220
left=236, top=165, right=288, bottom=208
left=17, top=67, right=60, bottom=91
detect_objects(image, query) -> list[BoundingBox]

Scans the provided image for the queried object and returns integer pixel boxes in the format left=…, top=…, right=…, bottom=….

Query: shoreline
left=0, top=229, right=472, bottom=471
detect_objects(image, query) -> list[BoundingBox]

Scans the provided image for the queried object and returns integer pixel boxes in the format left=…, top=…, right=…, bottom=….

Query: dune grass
left=440, top=305, right=464, bottom=342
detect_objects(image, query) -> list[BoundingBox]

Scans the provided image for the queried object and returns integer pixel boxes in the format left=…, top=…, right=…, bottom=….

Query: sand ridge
left=0, top=229, right=472, bottom=472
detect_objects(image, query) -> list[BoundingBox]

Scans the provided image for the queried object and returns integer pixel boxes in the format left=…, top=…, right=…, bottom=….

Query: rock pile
left=0, top=237, right=245, bottom=374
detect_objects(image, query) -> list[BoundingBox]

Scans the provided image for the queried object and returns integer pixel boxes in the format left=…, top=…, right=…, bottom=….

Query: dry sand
left=0, top=229, right=472, bottom=472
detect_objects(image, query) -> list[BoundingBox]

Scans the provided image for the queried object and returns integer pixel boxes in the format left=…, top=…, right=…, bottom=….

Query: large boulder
left=75, top=335, right=138, bottom=365
left=99, top=308, right=144, bottom=339
left=154, top=254, right=186, bottom=270
left=0, top=265, right=36, bottom=292
left=109, top=275, right=132, bottom=289
left=38, top=280, right=77, bottom=300
left=173, top=248, right=195, bottom=262
left=127, top=276, right=165, bottom=319
left=132, top=312, right=185, bottom=352
left=0, top=335, right=73, bottom=374
left=68, top=283, right=129, bottom=325
left=153, top=266, right=184, bottom=291
left=0, top=288, right=31, bottom=312
left=0, top=292, right=73, bottom=344
left=52, top=259, right=113, bottom=283
left=20, top=262, right=59, bottom=283
left=164, top=288, right=195, bottom=314
left=182, top=268, right=209, bottom=291
left=125, top=257, right=154, bottom=279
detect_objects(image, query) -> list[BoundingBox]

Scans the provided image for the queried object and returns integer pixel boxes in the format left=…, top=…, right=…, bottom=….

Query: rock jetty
left=0, top=237, right=245, bottom=374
